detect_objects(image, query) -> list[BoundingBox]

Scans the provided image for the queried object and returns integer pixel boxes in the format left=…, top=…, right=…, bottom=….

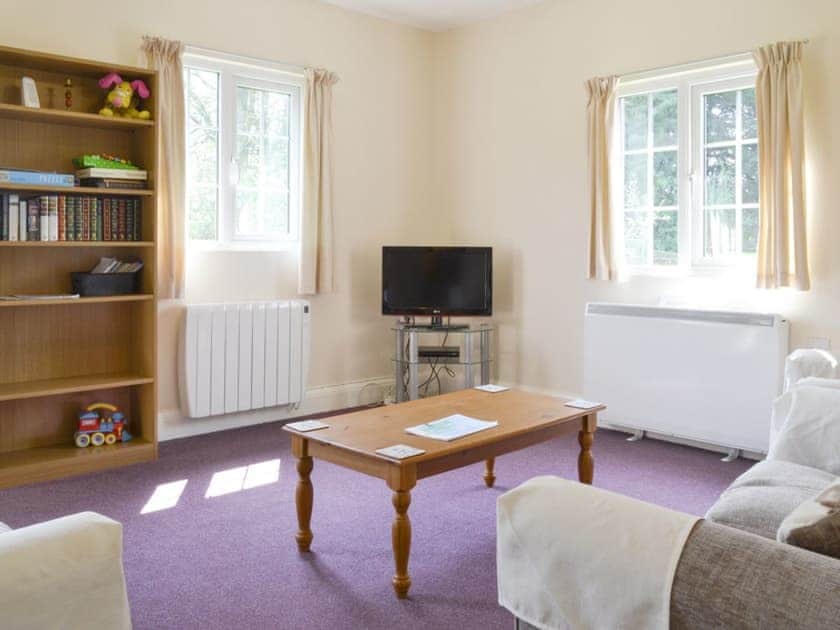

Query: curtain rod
left=619, top=39, right=809, bottom=85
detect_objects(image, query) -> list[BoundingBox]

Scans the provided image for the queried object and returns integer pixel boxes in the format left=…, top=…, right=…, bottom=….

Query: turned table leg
left=578, top=414, right=597, bottom=484
left=293, top=437, right=314, bottom=551
left=484, top=457, right=496, bottom=488
left=387, top=465, right=417, bottom=599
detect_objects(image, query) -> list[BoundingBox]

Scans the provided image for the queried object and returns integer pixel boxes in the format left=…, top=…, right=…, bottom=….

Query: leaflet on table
left=405, top=414, right=498, bottom=441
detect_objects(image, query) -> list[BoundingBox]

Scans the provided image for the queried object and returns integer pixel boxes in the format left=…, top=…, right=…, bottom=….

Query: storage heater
left=583, top=303, right=789, bottom=453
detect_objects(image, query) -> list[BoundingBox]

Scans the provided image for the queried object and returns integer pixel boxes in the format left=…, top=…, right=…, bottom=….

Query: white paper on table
left=474, top=384, right=510, bottom=393
left=376, top=444, right=426, bottom=459
left=406, top=414, right=498, bottom=441
left=565, top=399, right=602, bottom=410
left=286, top=420, right=329, bottom=432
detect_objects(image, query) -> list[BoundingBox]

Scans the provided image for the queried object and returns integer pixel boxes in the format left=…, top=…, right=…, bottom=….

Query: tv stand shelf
left=392, top=322, right=494, bottom=401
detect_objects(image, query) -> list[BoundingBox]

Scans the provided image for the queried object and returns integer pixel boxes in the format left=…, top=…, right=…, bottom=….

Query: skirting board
left=497, top=382, right=763, bottom=461
left=158, top=377, right=393, bottom=441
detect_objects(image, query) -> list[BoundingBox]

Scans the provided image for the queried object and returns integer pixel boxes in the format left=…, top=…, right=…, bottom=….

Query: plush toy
left=98, top=72, right=151, bottom=119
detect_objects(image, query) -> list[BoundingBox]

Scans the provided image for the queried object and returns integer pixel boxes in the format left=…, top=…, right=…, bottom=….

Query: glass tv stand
left=392, top=322, right=494, bottom=402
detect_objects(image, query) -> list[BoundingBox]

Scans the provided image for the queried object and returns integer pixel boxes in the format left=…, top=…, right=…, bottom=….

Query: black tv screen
left=382, top=246, right=492, bottom=317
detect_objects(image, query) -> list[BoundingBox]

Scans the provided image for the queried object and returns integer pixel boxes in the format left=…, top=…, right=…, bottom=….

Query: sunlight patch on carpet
left=205, top=459, right=281, bottom=497
left=141, top=480, right=188, bottom=514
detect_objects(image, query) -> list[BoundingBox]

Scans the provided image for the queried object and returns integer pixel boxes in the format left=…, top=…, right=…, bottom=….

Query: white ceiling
left=321, top=0, right=545, bottom=31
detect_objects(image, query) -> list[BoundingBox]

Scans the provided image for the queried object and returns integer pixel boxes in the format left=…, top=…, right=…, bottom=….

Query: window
left=184, top=49, right=302, bottom=249
left=617, top=58, right=758, bottom=272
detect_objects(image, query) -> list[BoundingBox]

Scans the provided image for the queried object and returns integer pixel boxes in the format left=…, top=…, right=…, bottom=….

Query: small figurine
left=64, top=78, right=72, bottom=110
left=74, top=402, right=133, bottom=448
left=97, top=72, right=151, bottom=119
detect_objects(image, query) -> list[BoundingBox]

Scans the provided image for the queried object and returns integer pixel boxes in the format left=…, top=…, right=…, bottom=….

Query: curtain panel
left=141, top=36, right=186, bottom=299
left=585, top=76, right=618, bottom=281
left=299, top=69, right=339, bottom=295
left=753, top=41, right=810, bottom=290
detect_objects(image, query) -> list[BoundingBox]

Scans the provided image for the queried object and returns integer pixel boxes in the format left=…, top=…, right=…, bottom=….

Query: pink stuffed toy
left=98, top=72, right=151, bottom=119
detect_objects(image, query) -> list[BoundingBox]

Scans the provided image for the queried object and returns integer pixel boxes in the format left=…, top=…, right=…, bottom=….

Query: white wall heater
left=179, top=300, right=311, bottom=418
left=583, top=303, right=789, bottom=453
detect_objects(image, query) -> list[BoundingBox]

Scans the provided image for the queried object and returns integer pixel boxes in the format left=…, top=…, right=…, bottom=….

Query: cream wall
left=0, top=0, right=441, bottom=420
left=432, top=0, right=840, bottom=396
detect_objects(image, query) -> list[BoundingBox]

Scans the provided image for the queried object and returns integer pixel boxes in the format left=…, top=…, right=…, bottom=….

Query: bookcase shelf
left=0, top=439, right=155, bottom=490
left=0, top=374, right=154, bottom=403
left=0, top=294, right=153, bottom=308
left=0, top=44, right=159, bottom=488
left=0, top=240, right=154, bottom=247
left=0, top=183, right=154, bottom=196
left=0, top=102, right=155, bottom=129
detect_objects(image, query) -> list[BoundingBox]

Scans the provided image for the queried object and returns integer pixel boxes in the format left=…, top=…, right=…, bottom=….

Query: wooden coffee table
left=283, top=388, right=603, bottom=599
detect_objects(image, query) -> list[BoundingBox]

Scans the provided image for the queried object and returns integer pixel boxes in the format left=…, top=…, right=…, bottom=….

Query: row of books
left=0, top=194, right=143, bottom=242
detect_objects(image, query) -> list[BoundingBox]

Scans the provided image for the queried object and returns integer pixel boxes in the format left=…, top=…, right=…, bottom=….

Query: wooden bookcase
left=0, top=45, right=158, bottom=488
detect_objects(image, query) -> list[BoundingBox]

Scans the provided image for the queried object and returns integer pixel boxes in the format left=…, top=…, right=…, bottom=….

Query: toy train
left=74, top=402, right=132, bottom=448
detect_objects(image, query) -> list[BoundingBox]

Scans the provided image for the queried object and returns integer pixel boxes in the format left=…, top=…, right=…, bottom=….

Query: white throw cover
left=497, top=477, right=698, bottom=630
left=769, top=381, right=840, bottom=475
left=0, top=512, right=131, bottom=630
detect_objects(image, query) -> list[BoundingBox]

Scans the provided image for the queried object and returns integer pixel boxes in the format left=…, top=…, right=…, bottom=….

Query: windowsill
left=188, top=240, right=300, bottom=254
left=623, top=263, right=755, bottom=283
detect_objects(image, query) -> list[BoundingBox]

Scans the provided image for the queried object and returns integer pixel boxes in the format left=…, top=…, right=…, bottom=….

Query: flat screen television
left=382, top=246, right=492, bottom=322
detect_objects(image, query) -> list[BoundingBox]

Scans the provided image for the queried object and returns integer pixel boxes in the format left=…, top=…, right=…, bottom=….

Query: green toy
left=73, top=154, right=140, bottom=170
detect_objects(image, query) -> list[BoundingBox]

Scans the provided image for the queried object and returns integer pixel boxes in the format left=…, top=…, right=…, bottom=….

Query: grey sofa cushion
left=705, top=459, right=836, bottom=539
left=670, top=520, right=840, bottom=630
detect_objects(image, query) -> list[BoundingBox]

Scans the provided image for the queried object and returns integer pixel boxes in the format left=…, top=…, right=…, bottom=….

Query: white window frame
left=184, top=47, right=304, bottom=251
left=615, top=55, right=757, bottom=276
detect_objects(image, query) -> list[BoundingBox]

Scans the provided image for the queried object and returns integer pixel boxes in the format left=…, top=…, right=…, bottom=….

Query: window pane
left=624, top=154, right=648, bottom=208
left=704, top=208, right=737, bottom=257
left=653, top=150, right=677, bottom=206
left=623, top=95, right=648, bottom=151
left=742, top=143, right=759, bottom=204
left=624, top=211, right=650, bottom=265
left=235, top=85, right=292, bottom=238
left=189, top=186, right=218, bottom=240
left=705, top=147, right=736, bottom=205
left=742, top=208, right=759, bottom=253
left=653, top=90, right=677, bottom=147
left=741, top=88, right=757, bottom=140
left=705, top=91, right=736, bottom=143
left=186, top=68, right=219, bottom=240
left=653, top=211, right=678, bottom=265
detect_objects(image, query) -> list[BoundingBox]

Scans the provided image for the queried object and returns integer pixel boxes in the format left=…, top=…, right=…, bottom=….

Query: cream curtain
left=299, top=69, right=339, bottom=295
left=586, top=76, right=618, bottom=280
left=141, top=36, right=186, bottom=299
left=753, top=41, right=810, bottom=290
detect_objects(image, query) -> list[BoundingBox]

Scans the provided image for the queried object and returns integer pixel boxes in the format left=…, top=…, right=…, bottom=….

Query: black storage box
left=71, top=271, right=141, bottom=297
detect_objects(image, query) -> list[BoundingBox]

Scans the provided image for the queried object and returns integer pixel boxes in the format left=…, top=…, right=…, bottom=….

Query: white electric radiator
left=179, top=300, right=311, bottom=418
left=583, top=303, right=789, bottom=453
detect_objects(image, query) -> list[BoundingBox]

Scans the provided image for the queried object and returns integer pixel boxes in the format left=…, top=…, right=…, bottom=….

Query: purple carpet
left=0, top=416, right=751, bottom=629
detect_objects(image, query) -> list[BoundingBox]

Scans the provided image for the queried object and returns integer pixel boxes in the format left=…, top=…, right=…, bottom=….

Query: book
left=405, top=414, right=498, bottom=442
left=38, top=196, right=48, bottom=241
left=474, top=384, right=509, bottom=393
left=57, top=196, right=65, bottom=241
left=79, top=178, right=146, bottom=190
left=8, top=194, right=18, bottom=241
left=48, top=195, right=58, bottom=241
left=0, top=293, right=80, bottom=300
left=376, top=444, right=426, bottom=460
left=26, top=198, right=39, bottom=241
left=0, top=194, right=7, bottom=240
left=286, top=420, right=329, bottom=432
left=76, top=168, right=147, bottom=181
left=74, top=196, right=82, bottom=240
left=564, top=399, right=602, bottom=410
left=18, top=200, right=26, bottom=241
left=0, top=169, right=75, bottom=187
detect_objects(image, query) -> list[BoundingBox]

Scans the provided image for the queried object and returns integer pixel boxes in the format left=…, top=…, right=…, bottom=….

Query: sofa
left=501, top=350, right=840, bottom=630
left=0, top=511, right=132, bottom=630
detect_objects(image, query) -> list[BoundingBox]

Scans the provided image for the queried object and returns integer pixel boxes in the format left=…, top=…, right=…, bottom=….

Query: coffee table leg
left=293, top=437, right=314, bottom=551
left=578, top=414, right=597, bottom=484
left=484, top=457, right=496, bottom=487
left=391, top=489, right=412, bottom=598
left=387, top=466, right=417, bottom=599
